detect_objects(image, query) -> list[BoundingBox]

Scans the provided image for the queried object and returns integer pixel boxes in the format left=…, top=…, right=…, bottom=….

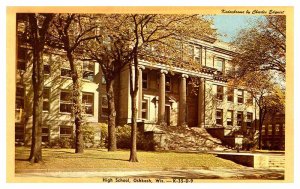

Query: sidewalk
left=15, top=167, right=284, bottom=180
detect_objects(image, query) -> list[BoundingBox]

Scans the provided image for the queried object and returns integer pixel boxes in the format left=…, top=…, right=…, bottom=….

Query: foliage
left=99, top=123, right=108, bottom=148
left=115, top=125, right=156, bottom=151
left=49, top=137, right=75, bottom=149
left=230, top=15, right=286, bottom=76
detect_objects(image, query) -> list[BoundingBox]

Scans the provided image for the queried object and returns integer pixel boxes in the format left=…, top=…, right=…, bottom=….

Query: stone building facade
left=15, top=35, right=259, bottom=147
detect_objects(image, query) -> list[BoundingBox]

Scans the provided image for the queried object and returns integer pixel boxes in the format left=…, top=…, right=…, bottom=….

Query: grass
left=15, top=146, right=243, bottom=171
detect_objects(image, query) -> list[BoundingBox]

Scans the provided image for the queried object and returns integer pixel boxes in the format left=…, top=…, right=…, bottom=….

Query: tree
left=50, top=14, right=99, bottom=153
left=232, top=71, right=285, bottom=149
left=19, top=13, right=54, bottom=163
left=115, top=14, right=215, bottom=162
left=84, top=15, right=133, bottom=151
left=231, top=15, right=286, bottom=77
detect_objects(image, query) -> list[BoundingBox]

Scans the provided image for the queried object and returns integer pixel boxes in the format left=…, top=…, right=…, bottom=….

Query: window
left=237, top=89, right=244, bottom=104
left=268, top=125, right=272, bottom=135
left=61, top=68, right=72, bottom=77
left=16, top=85, right=24, bottom=109
left=237, top=111, right=243, bottom=127
left=275, top=124, right=280, bottom=135
left=246, top=112, right=253, bottom=128
left=246, top=92, right=253, bottom=105
left=262, top=125, right=266, bottom=135
left=216, top=109, right=223, bottom=126
left=214, top=57, right=224, bottom=73
left=216, top=85, right=224, bottom=101
left=44, top=64, right=50, bottom=75
left=142, top=72, right=148, bottom=89
left=60, top=126, right=73, bottom=138
left=60, top=91, right=72, bottom=113
left=42, top=127, right=49, bottom=143
left=194, top=46, right=201, bottom=63
left=142, top=99, right=148, bottom=120
left=101, top=95, right=108, bottom=117
left=227, top=110, right=233, bottom=127
left=166, top=76, right=171, bottom=92
left=17, top=47, right=26, bottom=71
left=82, top=92, right=94, bottom=115
left=188, top=45, right=194, bottom=59
left=82, top=61, right=94, bottom=81
left=43, top=88, right=50, bottom=112
left=227, top=88, right=234, bottom=102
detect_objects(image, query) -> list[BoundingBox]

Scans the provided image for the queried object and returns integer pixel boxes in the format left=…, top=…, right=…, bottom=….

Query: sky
left=212, top=15, right=263, bottom=42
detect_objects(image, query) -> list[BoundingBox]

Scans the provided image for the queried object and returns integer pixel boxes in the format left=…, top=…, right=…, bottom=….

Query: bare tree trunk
left=27, top=13, right=53, bottom=163
left=106, top=79, right=117, bottom=151
left=67, top=51, right=84, bottom=153
left=129, top=52, right=139, bottom=162
left=29, top=47, right=44, bottom=163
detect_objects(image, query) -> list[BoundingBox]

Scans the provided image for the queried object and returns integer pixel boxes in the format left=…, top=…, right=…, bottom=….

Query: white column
left=179, top=74, right=188, bottom=126
left=158, top=70, right=168, bottom=124
left=138, top=65, right=145, bottom=120
left=198, top=78, right=205, bottom=127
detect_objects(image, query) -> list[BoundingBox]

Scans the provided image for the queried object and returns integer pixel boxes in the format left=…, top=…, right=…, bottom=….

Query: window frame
left=227, top=110, right=233, bottom=127
left=82, top=92, right=94, bottom=115
left=237, top=111, right=243, bottom=127
left=141, top=99, right=149, bottom=120
left=60, top=67, right=72, bottom=78
left=59, top=90, right=73, bottom=113
left=237, top=89, right=244, bottom=104
left=246, top=112, right=253, bottom=128
left=214, top=57, right=225, bottom=73
left=216, top=109, right=223, bottom=126
left=216, top=85, right=224, bottom=101
left=227, top=87, right=234, bottom=102
left=60, top=126, right=73, bottom=138
left=43, top=87, right=50, bottom=112
left=82, top=61, right=94, bottom=81
left=142, top=72, right=148, bottom=89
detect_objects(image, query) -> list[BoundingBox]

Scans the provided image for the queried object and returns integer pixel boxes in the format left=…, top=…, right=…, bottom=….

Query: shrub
left=49, top=137, right=74, bottom=149
left=116, top=124, right=156, bottom=151
left=99, top=123, right=108, bottom=148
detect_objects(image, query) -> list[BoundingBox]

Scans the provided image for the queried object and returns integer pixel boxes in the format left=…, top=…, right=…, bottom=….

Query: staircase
left=268, top=155, right=285, bottom=169
left=151, top=125, right=228, bottom=152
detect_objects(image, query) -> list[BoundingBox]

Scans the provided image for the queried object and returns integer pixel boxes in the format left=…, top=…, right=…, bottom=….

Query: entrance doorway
left=165, top=105, right=171, bottom=125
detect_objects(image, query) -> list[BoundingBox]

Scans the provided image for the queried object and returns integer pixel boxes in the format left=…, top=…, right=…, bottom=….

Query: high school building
left=15, top=33, right=259, bottom=147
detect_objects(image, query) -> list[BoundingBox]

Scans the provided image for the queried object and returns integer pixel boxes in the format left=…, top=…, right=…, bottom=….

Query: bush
left=99, top=123, right=108, bottom=148
left=49, top=137, right=74, bottom=148
left=116, top=124, right=156, bottom=151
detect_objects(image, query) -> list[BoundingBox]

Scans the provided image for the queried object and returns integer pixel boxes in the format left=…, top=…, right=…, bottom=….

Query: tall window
left=44, top=64, right=51, bottom=75
left=16, top=85, right=25, bottom=109
left=142, top=99, right=148, bottom=120
left=101, top=95, right=108, bottom=117
left=262, top=125, right=266, bottom=135
left=82, top=92, right=94, bottom=115
left=194, top=46, right=201, bottom=63
left=188, top=45, right=194, bottom=59
left=237, top=89, right=244, bottom=104
left=17, top=47, right=26, bottom=71
left=43, top=88, right=50, bottom=112
left=227, top=110, right=233, bottom=126
left=214, top=57, right=224, bottom=73
left=42, top=127, right=49, bottom=143
left=246, top=92, right=253, bottom=105
left=275, top=124, right=280, bottom=135
left=165, top=76, right=171, bottom=92
left=237, top=111, right=243, bottom=127
left=142, top=72, right=148, bottom=89
left=60, top=91, right=72, bottom=113
left=227, top=87, right=234, bottom=102
left=268, top=125, right=272, bottom=136
left=216, top=85, right=224, bottom=101
left=216, top=109, right=223, bottom=126
left=61, top=67, right=72, bottom=78
left=83, top=61, right=94, bottom=81
left=246, top=112, right=253, bottom=128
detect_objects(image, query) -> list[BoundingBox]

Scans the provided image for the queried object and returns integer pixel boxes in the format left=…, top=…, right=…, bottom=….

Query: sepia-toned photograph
left=6, top=7, right=293, bottom=183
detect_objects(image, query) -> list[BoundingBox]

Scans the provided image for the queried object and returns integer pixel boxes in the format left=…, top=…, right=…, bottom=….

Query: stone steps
left=155, top=126, right=228, bottom=152
left=268, top=156, right=285, bottom=169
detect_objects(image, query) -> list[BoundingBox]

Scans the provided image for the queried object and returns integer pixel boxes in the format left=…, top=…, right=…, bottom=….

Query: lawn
left=15, top=147, right=243, bottom=171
